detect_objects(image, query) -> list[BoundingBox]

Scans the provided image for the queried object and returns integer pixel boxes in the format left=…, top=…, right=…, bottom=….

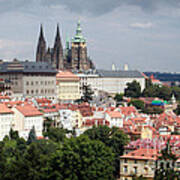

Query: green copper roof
left=72, top=20, right=86, bottom=43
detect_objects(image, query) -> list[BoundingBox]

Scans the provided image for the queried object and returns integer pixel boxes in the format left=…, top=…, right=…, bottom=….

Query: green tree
left=84, top=125, right=129, bottom=177
left=114, top=93, right=123, bottom=102
left=43, top=127, right=67, bottom=143
left=27, top=126, right=37, bottom=145
left=9, top=128, right=19, bottom=140
left=81, top=84, right=94, bottom=103
left=129, top=99, right=145, bottom=110
left=50, top=135, right=115, bottom=180
left=157, top=86, right=172, bottom=101
left=155, top=141, right=179, bottom=180
left=142, top=106, right=164, bottom=114
left=174, top=104, right=180, bottom=115
left=125, top=81, right=141, bottom=98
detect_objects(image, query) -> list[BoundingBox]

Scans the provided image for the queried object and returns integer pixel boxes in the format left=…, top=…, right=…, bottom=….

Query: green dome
left=72, top=20, right=86, bottom=43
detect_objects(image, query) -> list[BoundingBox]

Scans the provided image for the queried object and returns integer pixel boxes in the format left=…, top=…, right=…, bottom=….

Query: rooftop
left=0, top=103, right=13, bottom=114
left=0, top=60, right=57, bottom=74
left=97, top=69, right=144, bottom=78
left=15, top=104, right=43, bottom=117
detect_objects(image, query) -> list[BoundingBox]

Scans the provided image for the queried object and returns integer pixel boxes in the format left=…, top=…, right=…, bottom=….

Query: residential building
left=120, top=149, right=158, bottom=180
left=0, top=59, right=57, bottom=99
left=12, top=104, right=44, bottom=139
left=0, top=104, right=14, bottom=140
left=56, top=71, right=81, bottom=102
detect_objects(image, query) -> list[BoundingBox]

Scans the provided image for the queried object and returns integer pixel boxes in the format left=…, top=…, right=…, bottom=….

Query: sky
left=0, top=0, right=180, bottom=72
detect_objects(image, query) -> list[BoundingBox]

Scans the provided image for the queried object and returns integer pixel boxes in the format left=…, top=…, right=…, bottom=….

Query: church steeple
left=52, top=24, right=64, bottom=69
left=36, top=24, right=46, bottom=62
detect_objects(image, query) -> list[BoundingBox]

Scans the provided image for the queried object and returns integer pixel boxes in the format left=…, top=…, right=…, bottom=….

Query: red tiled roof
left=0, top=104, right=13, bottom=114
left=107, top=111, right=122, bottom=118
left=15, top=105, right=43, bottom=117
left=121, top=148, right=159, bottom=160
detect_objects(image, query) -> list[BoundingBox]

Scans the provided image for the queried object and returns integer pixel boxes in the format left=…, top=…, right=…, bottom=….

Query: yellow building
left=120, top=149, right=158, bottom=180
left=56, top=71, right=81, bottom=102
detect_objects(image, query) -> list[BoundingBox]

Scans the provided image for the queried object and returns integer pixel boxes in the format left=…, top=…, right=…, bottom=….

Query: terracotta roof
left=121, top=148, right=159, bottom=160
left=107, top=111, right=122, bottom=118
left=0, top=103, right=13, bottom=114
left=56, top=71, right=79, bottom=80
left=15, top=105, right=43, bottom=117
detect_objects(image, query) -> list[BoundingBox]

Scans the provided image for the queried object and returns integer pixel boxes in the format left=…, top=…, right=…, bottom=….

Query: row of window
left=26, top=81, right=54, bottom=86
left=26, top=89, right=55, bottom=94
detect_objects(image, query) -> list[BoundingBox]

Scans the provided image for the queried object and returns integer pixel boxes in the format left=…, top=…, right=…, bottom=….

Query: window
left=124, top=159, right=127, bottom=163
left=36, top=81, right=38, bottom=85
left=31, top=90, right=34, bottom=94
left=27, top=90, right=29, bottom=94
left=134, top=167, right=137, bottom=174
left=36, top=90, right=38, bottom=94
left=124, top=166, right=128, bottom=173
left=31, top=82, right=34, bottom=85
left=134, top=160, right=137, bottom=164
left=26, top=81, right=29, bottom=85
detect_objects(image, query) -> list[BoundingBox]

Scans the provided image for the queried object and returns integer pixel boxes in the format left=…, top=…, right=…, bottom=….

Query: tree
left=50, top=135, right=115, bottom=180
left=84, top=125, right=129, bottom=177
left=142, top=106, right=164, bottom=115
left=125, top=81, right=141, bottom=98
left=157, top=86, right=172, bottom=101
left=27, top=126, right=37, bottom=145
left=114, top=93, right=123, bottom=102
left=174, top=104, right=180, bottom=115
left=128, top=99, right=145, bottom=110
left=155, top=141, right=179, bottom=180
left=9, top=128, right=19, bottom=140
left=171, top=86, right=180, bottom=101
left=43, top=127, right=67, bottom=143
left=81, top=84, right=94, bottom=103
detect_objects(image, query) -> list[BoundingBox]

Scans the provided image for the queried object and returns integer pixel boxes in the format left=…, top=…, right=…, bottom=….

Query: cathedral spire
left=55, top=24, right=60, bottom=40
left=39, top=24, right=45, bottom=41
left=36, top=24, right=46, bottom=62
left=52, top=24, right=64, bottom=69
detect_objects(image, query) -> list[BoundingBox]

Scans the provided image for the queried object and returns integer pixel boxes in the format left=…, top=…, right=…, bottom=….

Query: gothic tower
left=52, top=24, right=64, bottom=69
left=36, top=25, right=46, bottom=62
left=71, top=20, right=89, bottom=70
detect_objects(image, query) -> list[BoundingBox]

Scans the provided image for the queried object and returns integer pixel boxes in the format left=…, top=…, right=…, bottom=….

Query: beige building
left=0, top=104, right=14, bottom=140
left=56, top=71, right=80, bottom=102
left=12, top=104, right=44, bottom=139
left=75, top=69, right=145, bottom=96
left=120, top=149, right=158, bottom=180
left=0, top=59, right=57, bottom=99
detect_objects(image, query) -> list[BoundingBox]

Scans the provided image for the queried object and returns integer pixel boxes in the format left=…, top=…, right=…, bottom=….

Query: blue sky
left=0, top=0, right=180, bottom=72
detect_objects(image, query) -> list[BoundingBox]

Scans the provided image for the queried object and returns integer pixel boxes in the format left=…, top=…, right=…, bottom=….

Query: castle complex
left=36, top=21, right=95, bottom=71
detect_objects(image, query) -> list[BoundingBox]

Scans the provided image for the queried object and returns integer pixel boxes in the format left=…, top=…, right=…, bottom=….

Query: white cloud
left=0, top=39, right=33, bottom=60
left=130, top=22, right=153, bottom=29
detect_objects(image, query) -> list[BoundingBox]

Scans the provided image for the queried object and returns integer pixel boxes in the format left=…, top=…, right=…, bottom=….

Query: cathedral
left=36, top=21, right=95, bottom=71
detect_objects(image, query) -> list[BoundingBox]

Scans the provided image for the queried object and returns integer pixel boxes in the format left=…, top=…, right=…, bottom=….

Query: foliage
left=50, top=135, right=115, bottom=180
left=9, top=128, right=19, bottom=140
left=81, top=84, right=94, bottom=103
left=174, top=103, right=180, bottom=115
left=27, top=126, right=37, bottom=145
left=128, top=99, right=145, bottom=110
left=114, top=93, right=124, bottom=102
left=155, top=141, right=179, bottom=180
left=43, top=127, right=67, bottom=143
left=124, top=81, right=141, bottom=98
left=171, top=86, right=180, bottom=101
left=142, top=106, right=164, bottom=114
left=84, top=125, right=129, bottom=177
left=43, top=117, right=53, bottom=132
